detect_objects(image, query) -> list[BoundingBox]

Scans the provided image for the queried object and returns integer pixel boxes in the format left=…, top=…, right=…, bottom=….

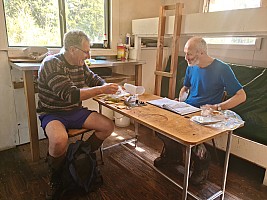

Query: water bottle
left=103, top=34, right=108, bottom=48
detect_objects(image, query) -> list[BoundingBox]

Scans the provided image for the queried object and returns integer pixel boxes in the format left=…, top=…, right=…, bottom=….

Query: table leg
left=98, top=104, right=104, bottom=163
left=134, top=121, right=139, bottom=147
left=182, top=145, right=192, bottom=200
left=23, top=71, right=39, bottom=161
left=135, top=64, right=142, bottom=86
left=220, top=131, right=233, bottom=200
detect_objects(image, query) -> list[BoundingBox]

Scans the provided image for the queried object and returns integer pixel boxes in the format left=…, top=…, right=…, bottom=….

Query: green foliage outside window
left=66, top=0, right=105, bottom=44
left=3, top=0, right=108, bottom=47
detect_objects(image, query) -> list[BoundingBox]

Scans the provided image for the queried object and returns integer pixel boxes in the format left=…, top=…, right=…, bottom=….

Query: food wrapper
left=191, top=110, right=244, bottom=131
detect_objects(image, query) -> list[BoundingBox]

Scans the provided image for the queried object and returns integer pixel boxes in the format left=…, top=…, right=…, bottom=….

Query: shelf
left=104, top=73, right=133, bottom=83
left=13, top=72, right=133, bottom=90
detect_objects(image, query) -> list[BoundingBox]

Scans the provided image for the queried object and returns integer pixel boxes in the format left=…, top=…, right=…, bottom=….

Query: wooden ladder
left=154, top=3, right=183, bottom=99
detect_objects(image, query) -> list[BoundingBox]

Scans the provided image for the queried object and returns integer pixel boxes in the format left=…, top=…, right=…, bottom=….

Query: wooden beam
left=154, top=5, right=166, bottom=96
left=164, top=5, right=176, bottom=10
left=168, top=3, right=183, bottom=99
left=154, top=3, right=184, bottom=99
left=154, top=71, right=173, bottom=78
left=135, top=64, right=142, bottom=86
left=23, top=71, right=39, bottom=161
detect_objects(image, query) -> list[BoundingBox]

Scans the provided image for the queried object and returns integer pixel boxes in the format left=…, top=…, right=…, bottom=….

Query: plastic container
left=126, top=33, right=131, bottom=46
left=103, top=107, right=114, bottom=120
left=124, top=83, right=145, bottom=95
left=114, top=112, right=130, bottom=127
left=117, top=44, right=125, bottom=60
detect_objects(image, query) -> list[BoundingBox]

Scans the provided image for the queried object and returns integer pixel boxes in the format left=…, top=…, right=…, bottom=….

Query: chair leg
left=99, top=143, right=104, bottom=165
left=212, top=139, right=219, bottom=164
left=80, top=133, right=84, bottom=140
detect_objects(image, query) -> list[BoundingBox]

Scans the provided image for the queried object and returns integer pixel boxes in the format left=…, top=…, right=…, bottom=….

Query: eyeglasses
left=74, top=46, right=91, bottom=56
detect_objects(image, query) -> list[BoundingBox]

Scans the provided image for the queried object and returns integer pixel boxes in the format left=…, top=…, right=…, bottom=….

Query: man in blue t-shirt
left=154, top=37, right=246, bottom=185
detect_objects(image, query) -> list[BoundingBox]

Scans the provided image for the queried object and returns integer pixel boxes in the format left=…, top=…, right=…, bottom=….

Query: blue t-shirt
left=184, top=59, right=242, bottom=108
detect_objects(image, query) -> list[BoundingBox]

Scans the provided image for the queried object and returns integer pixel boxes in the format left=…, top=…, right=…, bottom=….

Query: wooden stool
left=67, top=128, right=95, bottom=140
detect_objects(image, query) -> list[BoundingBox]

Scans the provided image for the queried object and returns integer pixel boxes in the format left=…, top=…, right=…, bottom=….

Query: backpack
left=61, top=140, right=103, bottom=195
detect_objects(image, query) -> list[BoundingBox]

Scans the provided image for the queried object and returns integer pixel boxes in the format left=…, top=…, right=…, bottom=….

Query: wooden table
left=94, top=93, right=238, bottom=200
left=10, top=59, right=143, bottom=161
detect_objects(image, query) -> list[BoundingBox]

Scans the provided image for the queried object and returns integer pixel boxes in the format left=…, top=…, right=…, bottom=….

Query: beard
left=187, top=56, right=199, bottom=66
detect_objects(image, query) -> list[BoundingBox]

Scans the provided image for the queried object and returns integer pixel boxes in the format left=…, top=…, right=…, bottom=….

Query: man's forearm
left=79, top=83, right=119, bottom=101
left=219, top=89, right=246, bottom=110
left=79, top=87, right=103, bottom=101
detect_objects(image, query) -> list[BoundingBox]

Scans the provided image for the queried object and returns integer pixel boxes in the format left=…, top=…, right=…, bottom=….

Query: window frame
left=203, top=0, right=262, bottom=13
left=204, top=37, right=262, bottom=50
left=2, top=0, right=110, bottom=48
left=202, top=0, right=263, bottom=51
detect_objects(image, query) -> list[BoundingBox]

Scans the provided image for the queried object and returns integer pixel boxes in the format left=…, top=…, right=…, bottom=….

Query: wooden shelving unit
left=103, top=73, right=133, bottom=83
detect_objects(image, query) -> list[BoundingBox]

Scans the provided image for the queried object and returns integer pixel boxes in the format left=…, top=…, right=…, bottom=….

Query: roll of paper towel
left=124, top=83, right=145, bottom=95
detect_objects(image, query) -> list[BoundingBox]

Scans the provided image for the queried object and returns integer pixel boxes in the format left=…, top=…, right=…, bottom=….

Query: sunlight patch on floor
left=111, top=132, right=118, bottom=136
left=116, top=136, right=125, bottom=140
left=135, top=146, right=145, bottom=152
left=127, top=141, right=145, bottom=152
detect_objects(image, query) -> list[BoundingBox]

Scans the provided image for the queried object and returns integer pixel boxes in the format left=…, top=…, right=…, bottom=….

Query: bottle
left=126, top=33, right=131, bottom=46
left=103, top=34, right=108, bottom=49
left=125, top=45, right=129, bottom=60
left=117, top=36, right=125, bottom=60
left=117, top=44, right=125, bottom=61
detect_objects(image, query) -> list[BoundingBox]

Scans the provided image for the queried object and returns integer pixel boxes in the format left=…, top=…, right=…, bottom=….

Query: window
left=3, top=0, right=110, bottom=48
left=204, top=37, right=256, bottom=45
left=203, top=0, right=262, bottom=49
left=203, top=37, right=262, bottom=50
left=205, top=0, right=261, bottom=12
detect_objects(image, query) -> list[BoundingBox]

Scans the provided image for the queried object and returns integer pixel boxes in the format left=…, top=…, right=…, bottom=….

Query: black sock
left=85, top=133, right=104, bottom=152
left=47, top=154, right=66, bottom=170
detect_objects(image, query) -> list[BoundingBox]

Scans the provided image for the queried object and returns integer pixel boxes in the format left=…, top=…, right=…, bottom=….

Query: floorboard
left=0, top=124, right=266, bottom=200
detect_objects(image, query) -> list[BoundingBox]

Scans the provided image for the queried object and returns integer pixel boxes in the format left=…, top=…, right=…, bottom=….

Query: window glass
left=208, top=0, right=261, bottom=12
left=203, top=37, right=256, bottom=45
left=65, top=0, right=106, bottom=45
left=3, top=0, right=61, bottom=47
left=3, top=0, right=109, bottom=47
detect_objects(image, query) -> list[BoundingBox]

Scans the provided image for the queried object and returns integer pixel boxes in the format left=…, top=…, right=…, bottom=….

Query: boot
left=46, top=154, right=65, bottom=200
left=190, top=151, right=211, bottom=185
left=84, top=133, right=104, bottom=152
left=154, top=134, right=183, bottom=167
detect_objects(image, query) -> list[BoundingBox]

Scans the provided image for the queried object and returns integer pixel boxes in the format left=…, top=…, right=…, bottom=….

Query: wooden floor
left=0, top=124, right=267, bottom=200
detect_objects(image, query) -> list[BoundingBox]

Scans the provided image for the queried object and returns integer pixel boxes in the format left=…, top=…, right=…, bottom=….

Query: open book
left=147, top=97, right=201, bottom=116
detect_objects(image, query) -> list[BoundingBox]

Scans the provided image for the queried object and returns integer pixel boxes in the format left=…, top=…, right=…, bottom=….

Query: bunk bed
left=131, top=6, right=267, bottom=185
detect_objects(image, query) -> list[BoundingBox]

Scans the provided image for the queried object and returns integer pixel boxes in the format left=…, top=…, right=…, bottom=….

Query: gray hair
left=193, top=37, right=208, bottom=53
left=63, top=30, right=90, bottom=49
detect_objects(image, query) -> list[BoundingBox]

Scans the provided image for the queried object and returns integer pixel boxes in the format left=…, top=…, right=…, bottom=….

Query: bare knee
left=49, top=136, right=68, bottom=156
left=104, top=118, right=115, bottom=136
left=46, top=120, right=68, bottom=157
left=96, top=118, right=114, bottom=140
